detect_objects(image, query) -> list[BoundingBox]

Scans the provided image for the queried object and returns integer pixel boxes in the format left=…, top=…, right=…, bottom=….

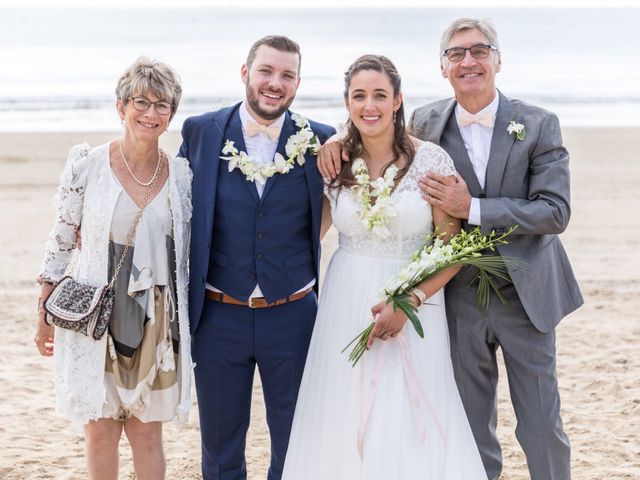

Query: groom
left=319, top=17, right=583, bottom=480
left=179, top=36, right=335, bottom=480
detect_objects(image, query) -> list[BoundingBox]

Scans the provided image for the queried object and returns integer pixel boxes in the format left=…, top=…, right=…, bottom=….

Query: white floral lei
left=220, top=113, right=320, bottom=184
left=351, top=158, right=399, bottom=239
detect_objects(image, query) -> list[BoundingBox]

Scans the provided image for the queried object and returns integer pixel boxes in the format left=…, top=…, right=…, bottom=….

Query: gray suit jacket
left=409, top=91, right=583, bottom=332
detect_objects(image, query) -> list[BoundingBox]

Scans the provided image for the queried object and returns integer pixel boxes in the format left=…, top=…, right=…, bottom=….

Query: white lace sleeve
left=396, top=142, right=456, bottom=194
left=413, top=142, right=456, bottom=178
left=39, top=143, right=92, bottom=282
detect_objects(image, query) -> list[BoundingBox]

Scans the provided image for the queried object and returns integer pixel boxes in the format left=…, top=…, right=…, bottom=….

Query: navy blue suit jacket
left=179, top=103, right=336, bottom=334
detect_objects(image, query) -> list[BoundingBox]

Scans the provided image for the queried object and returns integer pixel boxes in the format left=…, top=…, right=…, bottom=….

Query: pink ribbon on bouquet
left=357, top=331, right=447, bottom=462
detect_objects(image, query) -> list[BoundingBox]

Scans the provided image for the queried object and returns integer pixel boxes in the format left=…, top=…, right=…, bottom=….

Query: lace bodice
left=325, top=142, right=455, bottom=259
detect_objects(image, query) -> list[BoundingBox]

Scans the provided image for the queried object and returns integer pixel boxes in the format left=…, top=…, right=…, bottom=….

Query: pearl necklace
left=119, top=140, right=163, bottom=187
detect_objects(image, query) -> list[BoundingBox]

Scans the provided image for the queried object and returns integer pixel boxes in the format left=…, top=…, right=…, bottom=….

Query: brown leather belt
left=205, top=287, right=313, bottom=309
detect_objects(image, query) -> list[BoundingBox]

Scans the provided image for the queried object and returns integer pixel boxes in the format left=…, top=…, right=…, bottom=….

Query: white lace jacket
left=40, top=142, right=193, bottom=429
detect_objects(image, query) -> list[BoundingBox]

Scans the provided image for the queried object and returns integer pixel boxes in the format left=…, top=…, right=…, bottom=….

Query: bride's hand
left=367, top=300, right=416, bottom=348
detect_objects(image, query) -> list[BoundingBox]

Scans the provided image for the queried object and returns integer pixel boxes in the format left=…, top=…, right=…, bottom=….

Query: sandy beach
left=0, top=128, right=638, bottom=479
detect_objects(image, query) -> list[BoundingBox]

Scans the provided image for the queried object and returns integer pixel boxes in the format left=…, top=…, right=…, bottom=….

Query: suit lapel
left=485, top=91, right=516, bottom=197
left=260, top=111, right=295, bottom=203
left=443, top=113, right=483, bottom=196
left=433, top=100, right=483, bottom=196
left=424, top=99, right=454, bottom=145
left=202, top=105, right=240, bottom=240
left=224, top=109, right=261, bottom=203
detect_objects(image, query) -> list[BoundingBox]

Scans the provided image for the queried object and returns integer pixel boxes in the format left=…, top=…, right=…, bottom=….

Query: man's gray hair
left=440, top=17, right=500, bottom=55
left=115, top=57, right=182, bottom=121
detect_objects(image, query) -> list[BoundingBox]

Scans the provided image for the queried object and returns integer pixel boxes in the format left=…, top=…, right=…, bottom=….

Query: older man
left=319, top=17, right=583, bottom=480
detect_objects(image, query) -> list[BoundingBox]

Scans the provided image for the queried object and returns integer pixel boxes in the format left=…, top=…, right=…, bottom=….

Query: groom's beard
left=245, top=82, right=294, bottom=121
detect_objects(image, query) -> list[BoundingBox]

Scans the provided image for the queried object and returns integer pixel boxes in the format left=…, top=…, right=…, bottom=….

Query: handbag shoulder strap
left=107, top=149, right=166, bottom=290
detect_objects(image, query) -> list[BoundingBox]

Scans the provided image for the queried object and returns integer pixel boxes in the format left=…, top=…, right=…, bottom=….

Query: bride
left=282, top=55, right=487, bottom=479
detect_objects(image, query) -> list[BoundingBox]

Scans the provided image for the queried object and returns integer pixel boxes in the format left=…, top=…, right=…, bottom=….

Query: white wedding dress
left=282, top=142, right=487, bottom=480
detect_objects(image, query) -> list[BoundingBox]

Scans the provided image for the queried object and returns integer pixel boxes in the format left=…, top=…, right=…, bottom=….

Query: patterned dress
left=102, top=175, right=180, bottom=422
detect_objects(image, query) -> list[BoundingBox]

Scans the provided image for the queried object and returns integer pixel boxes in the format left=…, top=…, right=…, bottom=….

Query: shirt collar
left=239, top=101, right=286, bottom=135
left=455, top=92, right=500, bottom=124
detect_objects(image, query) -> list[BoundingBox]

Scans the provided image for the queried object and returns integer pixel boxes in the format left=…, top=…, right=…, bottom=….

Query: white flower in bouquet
left=343, top=226, right=521, bottom=365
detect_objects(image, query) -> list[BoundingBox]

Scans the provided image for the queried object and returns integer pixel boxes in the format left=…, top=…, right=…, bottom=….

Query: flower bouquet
left=342, top=225, right=519, bottom=366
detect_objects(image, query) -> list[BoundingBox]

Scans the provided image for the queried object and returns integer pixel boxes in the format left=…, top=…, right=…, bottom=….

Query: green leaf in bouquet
left=466, top=255, right=521, bottom=310
left=341, top=321, right=374, bottom=366
left=341, top=224, right=522, bottom=366
left=389, top=293, right=423, bottom=338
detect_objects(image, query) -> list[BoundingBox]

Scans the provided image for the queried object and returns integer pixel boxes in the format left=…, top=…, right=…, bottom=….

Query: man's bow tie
left=245, top=121, right=281, bottom=141
left=458, top=110, right=494, bottom=128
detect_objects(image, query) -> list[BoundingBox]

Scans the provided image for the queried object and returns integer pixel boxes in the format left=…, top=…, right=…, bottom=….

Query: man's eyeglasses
left=128, top=96, right=172, bottom=115
left=442, top=44, right=497, bottom=63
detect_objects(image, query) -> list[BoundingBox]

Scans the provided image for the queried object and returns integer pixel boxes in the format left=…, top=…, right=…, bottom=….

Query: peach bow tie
left=458, top=110, right=494, bottom=128
left=245, top=121, right=281, bottom=141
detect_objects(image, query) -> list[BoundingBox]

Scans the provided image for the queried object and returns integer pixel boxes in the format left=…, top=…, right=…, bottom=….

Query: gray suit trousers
left=446, top=272, right=571, bottom=480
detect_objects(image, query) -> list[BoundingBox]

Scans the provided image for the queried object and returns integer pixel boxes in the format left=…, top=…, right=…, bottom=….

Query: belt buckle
left=248, top=297, right=259, bottom=309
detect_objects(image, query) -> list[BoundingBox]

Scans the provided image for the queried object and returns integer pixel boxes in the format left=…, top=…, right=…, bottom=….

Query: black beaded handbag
left=43, top=277, right=115, bottom=340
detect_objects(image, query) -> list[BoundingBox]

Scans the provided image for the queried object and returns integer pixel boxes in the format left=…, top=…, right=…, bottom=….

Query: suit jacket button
left=250, top=273, right=256, bottom=280
left=257, top=233, right=264, bottom=239
left=257, top=211, right=265, bottom=218
left=256, top=253, right=262, bottom=260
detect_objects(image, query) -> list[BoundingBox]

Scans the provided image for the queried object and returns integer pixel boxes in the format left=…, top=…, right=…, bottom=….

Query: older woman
left=34, top=57, right=192, bottom=480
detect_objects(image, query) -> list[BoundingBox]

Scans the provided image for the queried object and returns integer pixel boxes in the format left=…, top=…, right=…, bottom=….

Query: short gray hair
left=440, top=17, right=500, bottom=55
left=115, top=57, right=182, bottom=120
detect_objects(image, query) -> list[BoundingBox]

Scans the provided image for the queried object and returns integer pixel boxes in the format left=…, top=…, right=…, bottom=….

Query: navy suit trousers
left=192, top=292, right=317, bottom=480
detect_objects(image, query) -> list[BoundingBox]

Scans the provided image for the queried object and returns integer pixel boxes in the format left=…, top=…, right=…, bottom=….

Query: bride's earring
left=393, top=110, right=397, bottom=123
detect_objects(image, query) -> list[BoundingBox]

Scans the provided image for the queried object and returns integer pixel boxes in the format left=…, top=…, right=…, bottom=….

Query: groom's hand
left=317, top=134, right=348, bottom=180
left=419, top=172, right=471, bottom=220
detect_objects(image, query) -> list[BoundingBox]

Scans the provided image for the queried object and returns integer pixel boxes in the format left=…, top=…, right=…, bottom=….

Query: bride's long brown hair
left=330, top=54, right=415, bottom=190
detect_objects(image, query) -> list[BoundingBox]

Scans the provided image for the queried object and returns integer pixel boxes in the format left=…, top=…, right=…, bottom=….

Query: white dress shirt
left=208, top=102, right=315, bottom=300
left=455, top=93, right=499, bottom=226
left=239, top=101, right=285, bottom=197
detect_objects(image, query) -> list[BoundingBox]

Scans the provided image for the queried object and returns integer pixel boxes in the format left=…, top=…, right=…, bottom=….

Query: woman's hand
left=35, top=287, right=55, bottom=356
left=367, top=295, right=419, bottom=348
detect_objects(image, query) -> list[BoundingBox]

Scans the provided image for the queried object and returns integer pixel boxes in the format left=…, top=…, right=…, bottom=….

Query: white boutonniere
left=221, top=114, right=320, bottom=183
left=507, top=120, right=526, bottom=141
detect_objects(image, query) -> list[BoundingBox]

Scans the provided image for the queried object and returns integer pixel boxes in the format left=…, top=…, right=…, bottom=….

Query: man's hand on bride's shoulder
left=318, top=133, right=349, bottom=180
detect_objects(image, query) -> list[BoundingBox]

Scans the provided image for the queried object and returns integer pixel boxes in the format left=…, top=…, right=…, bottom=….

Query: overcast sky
left=0, top=0, right=637, bottom=7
